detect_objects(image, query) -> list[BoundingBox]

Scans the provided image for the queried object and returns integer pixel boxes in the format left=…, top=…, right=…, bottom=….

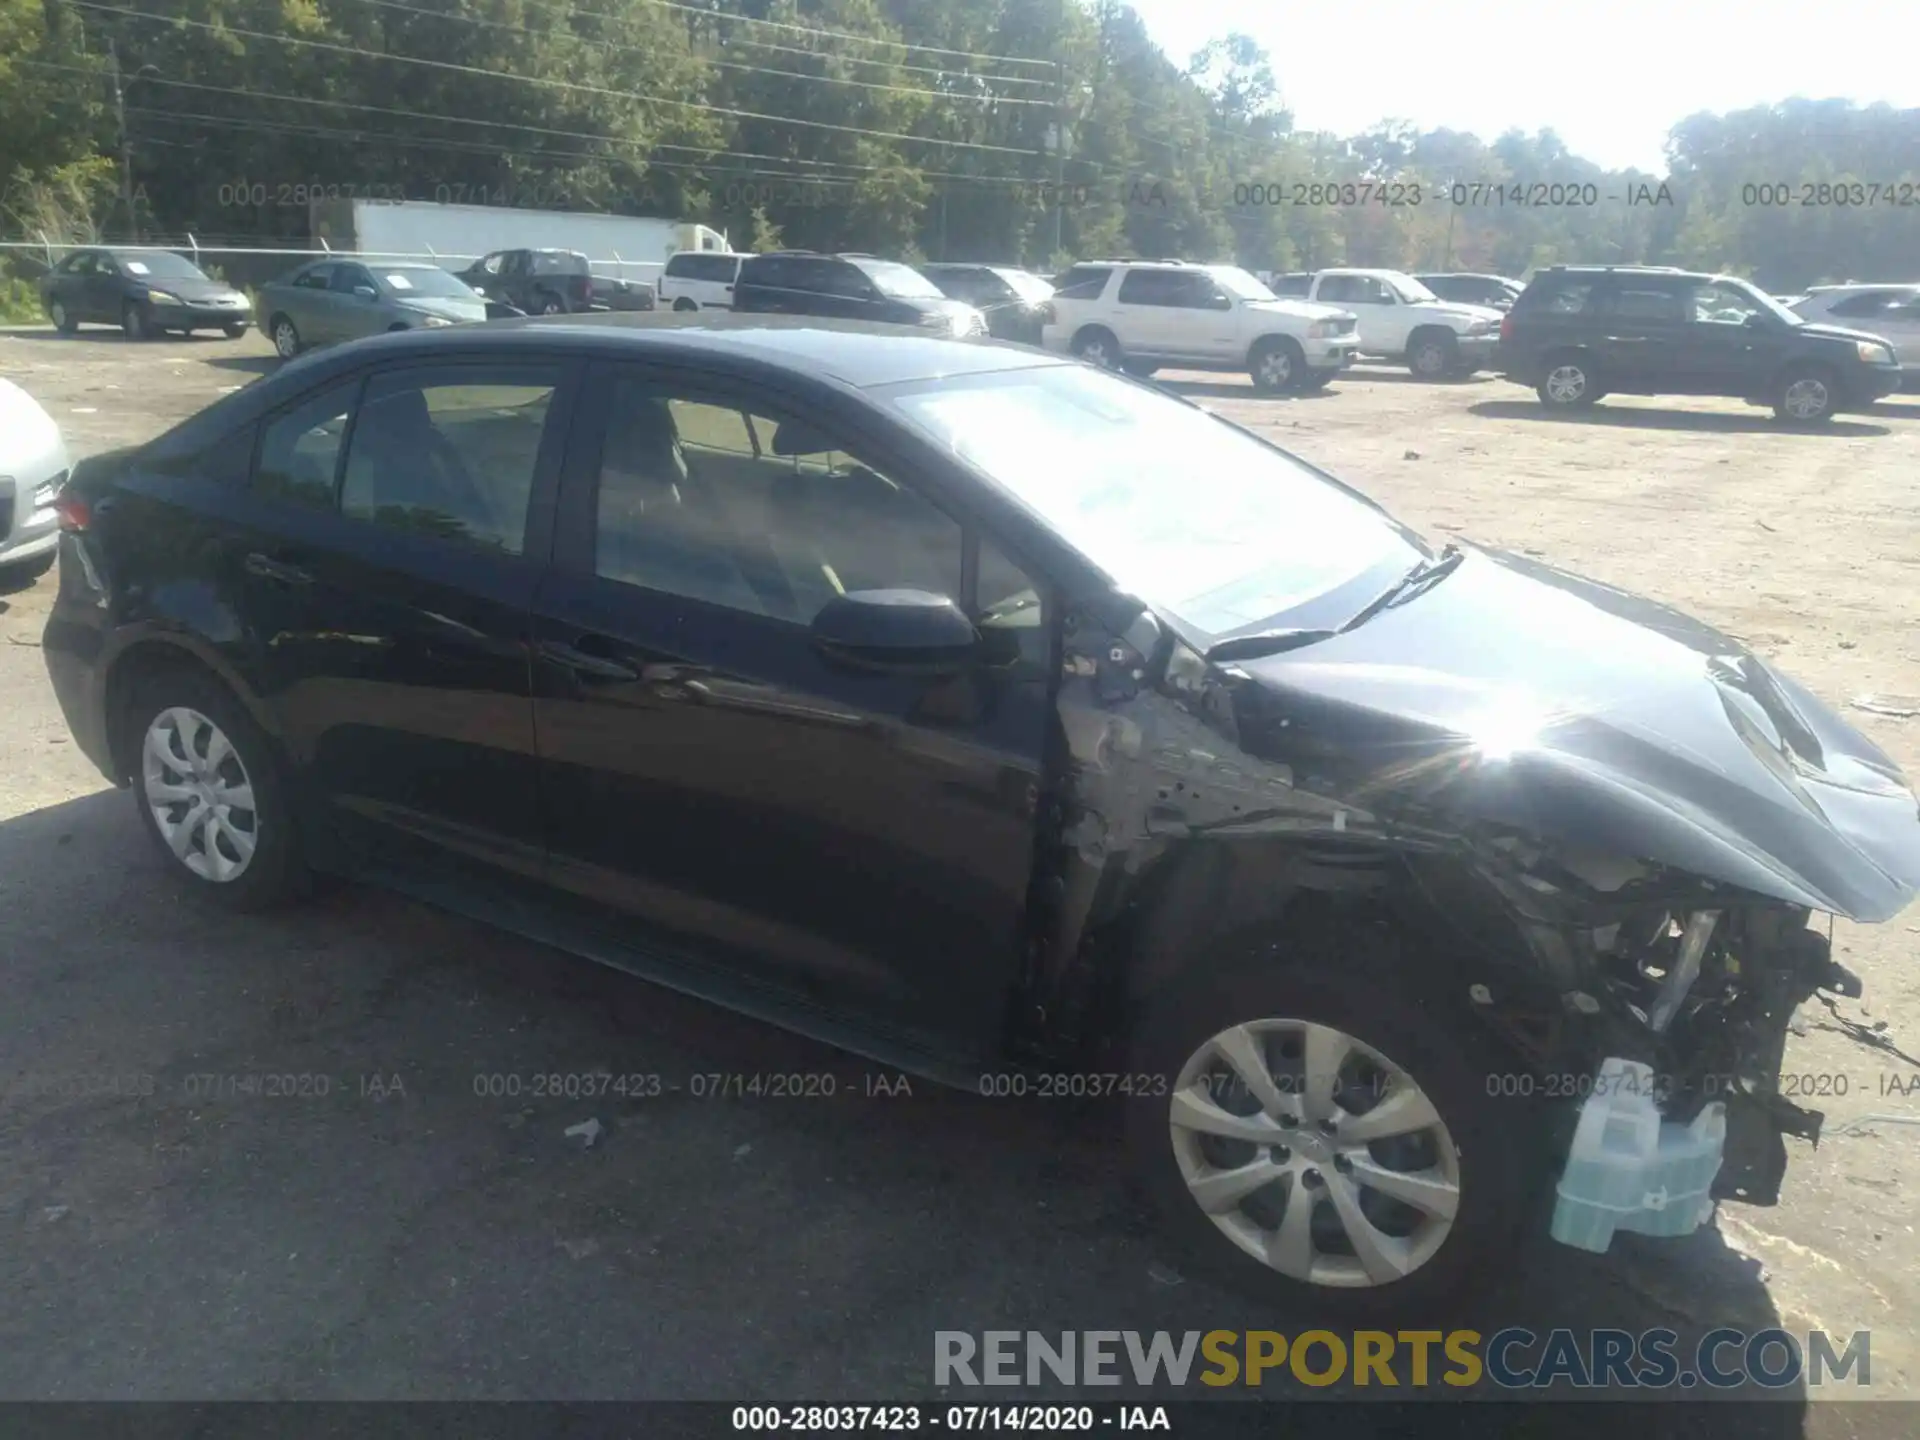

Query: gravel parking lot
left=1, top=326, right=1917, bottom=1428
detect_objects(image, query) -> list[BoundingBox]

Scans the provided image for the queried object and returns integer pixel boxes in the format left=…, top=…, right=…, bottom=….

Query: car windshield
left=1207, top=266, right=1279, bottom=301
left=380, top=267, right=479, bottom=298
left=1390, top=274, right=1440, bottom=303
left=112, top=251, right=209, bottom=281
left=849, top=258, right=945, bottom=300
left=881, top=364, right=1424, bottom=642
left=993, top=268, right=1055, bottom=302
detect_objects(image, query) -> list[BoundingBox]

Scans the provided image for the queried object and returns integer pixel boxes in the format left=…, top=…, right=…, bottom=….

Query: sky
left=1123, top=0, right=1920, bottom=174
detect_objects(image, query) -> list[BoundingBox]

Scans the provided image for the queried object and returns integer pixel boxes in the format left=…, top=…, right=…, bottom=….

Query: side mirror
left=1207, top=292, right=1233, bottom=310
left=353, top=285, right=378, bottom=302
left=810, top=589, right=978, bottom=675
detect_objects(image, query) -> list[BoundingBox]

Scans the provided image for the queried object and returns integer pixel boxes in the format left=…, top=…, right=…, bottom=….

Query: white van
left=657, top=251, right=744, bottom=311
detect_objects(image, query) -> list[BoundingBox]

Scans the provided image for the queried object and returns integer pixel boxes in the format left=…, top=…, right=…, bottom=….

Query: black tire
left=1124, top=908, right=1541, bottom=1321
left=49, top=298, right=78, bottom=334
left=1070, top=326, right=1121, bottom=370
left=270, top=314, right=302, bottom=359
left=1121, top=359, right=1159, bottom=378
left=672, top=298, right=698, bottom=313
left=536, top=293, right=568, bottom=316
left=223, top=322, right=248, bottom=339
left=1250, top=336, right=1306, bottom=393
left=1773, top=365, right=1838, bottom=425
left=121, top=301, right=152, bottom=341
left=1, top=551, right=56, bottom=586
left=1536, top=351, right=1600, bottom=410
left=124, top=667, right=309, bottom=912
left=1406, top=329, right=1456, bottom=380
left=1298, top=368, right=1338, bottom=392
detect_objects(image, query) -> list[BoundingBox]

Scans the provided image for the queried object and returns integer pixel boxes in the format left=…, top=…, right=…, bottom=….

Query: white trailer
left=310, top=198, right=728, bottom=287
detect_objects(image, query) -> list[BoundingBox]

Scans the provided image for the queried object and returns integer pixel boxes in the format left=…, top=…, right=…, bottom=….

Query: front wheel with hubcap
left=1250, top=337, right=1304, bottom=393
left=1127, top=926, right=1536, bottom=1318
left=1775, top=367, right=1837, bottom=424
left=121, top=302, right=152, bottom=341
left=537, top=294, right=568, bottom=316
left=50, top=299, right=77, bottom=334
left=1407, top=331, right=1456, bottom=379
left=672, top=298, right=698, bottom=313
left=129, top=672, right=308, bottom=910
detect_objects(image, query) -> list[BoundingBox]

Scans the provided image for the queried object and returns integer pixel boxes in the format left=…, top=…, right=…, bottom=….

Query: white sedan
left=0, top=378, right=71, bottom=581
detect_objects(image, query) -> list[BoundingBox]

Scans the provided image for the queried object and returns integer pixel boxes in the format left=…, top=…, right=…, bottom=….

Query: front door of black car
left=228, top=358, right=574, bottom=878
left=82, top=253, right=124, bottom=322
left=529, top=365, right=1051, bottom=1049
left=1672, top=280, right=1790, bottom=394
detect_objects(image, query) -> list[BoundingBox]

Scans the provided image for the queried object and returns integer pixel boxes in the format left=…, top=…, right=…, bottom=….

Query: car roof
left=281, top=314, right=1073, bottom=390
left=1804, top=282, right=1920, bottom=294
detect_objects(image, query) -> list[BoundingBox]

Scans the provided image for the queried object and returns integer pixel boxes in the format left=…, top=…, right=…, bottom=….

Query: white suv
left=658, top=251, right=744, bottom=311
left=1270, top=269, right=1504, bottom=377
left=1039, top=260, right=1360, bottom=392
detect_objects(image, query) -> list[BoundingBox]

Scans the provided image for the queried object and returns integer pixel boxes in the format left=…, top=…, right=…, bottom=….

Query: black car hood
left=1229, top=546, right=1920, bottom=921
left=1794, top=320, right=1892, bottom=347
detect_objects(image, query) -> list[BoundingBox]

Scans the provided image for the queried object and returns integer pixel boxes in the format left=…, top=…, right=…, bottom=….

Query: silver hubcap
left=274, top=322, right=297, bottom=357
left=142, top=707, right=260, bottom=882
left=1258, top=350, right=1292, bottom=385
left=1544, top=365, right=1587, bottom=402
left=542, top=300, right=563, bottom=314
left=1413, top=344, right=1446, bottom=375
left=51, top=302, right=66, bottom=327
left=1784, top=377, right=1828, bottom=419
left=1169, top=1017, right=1461, bottom=1288
left=1079, top=339, right=1112, bottom=367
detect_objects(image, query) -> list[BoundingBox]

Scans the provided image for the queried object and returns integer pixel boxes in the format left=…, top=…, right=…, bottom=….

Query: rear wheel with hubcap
left=127, top=670, right=308, bottom=910
left=270, top=315, right=302, bottom=358
left=1127, top=916, right=1537, bottom=1318
left=50, top=299, right=77, bottom=334
left=1071, top=326, right=1121, bottom=370
left=1537, top=354, right=1599, bottom=410
left=537, top=293, right=568, bottom=316
left=121, top=302, right=152, bottom=341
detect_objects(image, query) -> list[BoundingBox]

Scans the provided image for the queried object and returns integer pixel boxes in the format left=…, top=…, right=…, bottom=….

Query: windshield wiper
left=1200, top=546, right=1467, bottom=665
left=1204, top=627, right=1339, bottom=663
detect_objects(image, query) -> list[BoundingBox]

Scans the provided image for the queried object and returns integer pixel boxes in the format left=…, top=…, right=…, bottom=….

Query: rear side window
left=1052, top=266, right=1112, bottom=300
left=255, top=381, right=358, bottom=511
left=1604, top=285, right=1685, bottom=323
left=1517, top=279, right=1596, bottom=315
left=741, top=257, right=789, bottom=289
left=665, top=253, right=698, bottom=277
left=1828, top=290, right=1911, bottom=318
left=338, top=365, right=561, bottom=554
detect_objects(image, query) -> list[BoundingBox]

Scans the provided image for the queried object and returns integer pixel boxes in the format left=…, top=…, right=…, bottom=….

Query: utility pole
left=107, top=40, right=137, bottom=241
left=1051, top=59, right=1067, bottom=263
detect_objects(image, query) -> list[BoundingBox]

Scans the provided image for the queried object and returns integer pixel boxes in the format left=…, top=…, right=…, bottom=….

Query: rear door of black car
left=224, top=353, right=578, bottom=880
left=526, top=361, right=1052, bottom=1050
left=1590, top=277, right=1688, bottom=390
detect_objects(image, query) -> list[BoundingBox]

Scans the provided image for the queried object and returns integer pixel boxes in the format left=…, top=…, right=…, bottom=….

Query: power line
left=72, top=2, right=1048, bottom=156
left=21, top=58, right=1074, bottom=188
left=524, top=0, right=1059, bottom=71
left=345, top=0, right=1055, bottom=106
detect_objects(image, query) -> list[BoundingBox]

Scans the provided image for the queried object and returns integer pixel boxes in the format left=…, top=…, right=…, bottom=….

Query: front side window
left=883, top=363, right=1422, bottom=644
left=1052, top=266, right=1112, bottom=300
left=330, top=265, right=376, bottom=295
left=592, top=375, right=963, bottom=623
left=338, top=366, right=559, bottom=553
left=1689, top=281, right=1763, bottom=325
left=1206, top=267, right=1278, bottom=302
left=293, top=265, right=335, bottom=291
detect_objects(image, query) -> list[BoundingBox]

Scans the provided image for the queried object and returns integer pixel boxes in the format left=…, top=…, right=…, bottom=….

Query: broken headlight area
left=1406, top=841, right=1864, bottom=1211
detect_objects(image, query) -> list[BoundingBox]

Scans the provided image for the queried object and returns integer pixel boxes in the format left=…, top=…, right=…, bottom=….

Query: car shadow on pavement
left=1159, top=379, right=1343, bottom=402
left=1468, top=399, right=1891, bottom=437
left=0, top=789, right=1807, bottom=1422
left=203, top=355, right=281, bottom=376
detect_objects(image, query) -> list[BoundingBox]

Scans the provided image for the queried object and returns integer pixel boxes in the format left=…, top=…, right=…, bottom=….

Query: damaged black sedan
left=42, top=316, right=1918, bottom=1318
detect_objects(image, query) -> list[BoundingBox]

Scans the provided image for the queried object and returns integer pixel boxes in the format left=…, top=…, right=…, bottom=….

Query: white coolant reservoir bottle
left=1550, top=1057, right=1727, bottom=1253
